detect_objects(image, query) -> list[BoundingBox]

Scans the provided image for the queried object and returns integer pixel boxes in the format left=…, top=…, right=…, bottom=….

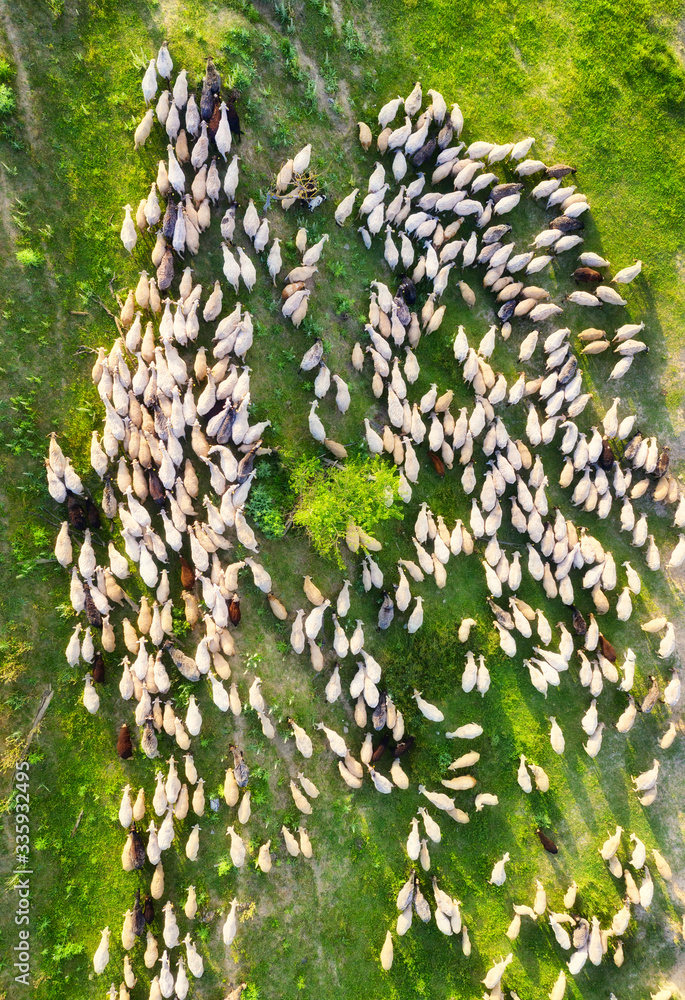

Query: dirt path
left=0, top=1, right=42, bottom=154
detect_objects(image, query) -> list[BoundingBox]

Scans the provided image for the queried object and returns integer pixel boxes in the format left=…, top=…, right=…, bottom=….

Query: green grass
left=0, top=1, right=684, bottom=999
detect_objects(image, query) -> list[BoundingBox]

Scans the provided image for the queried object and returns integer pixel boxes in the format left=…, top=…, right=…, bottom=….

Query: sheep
left=489, top=852, right=510, bottom=886
left=93, top=926, right=111, bottom=974
left=83, top=673, right=99, bottom=714
left=120, top=205, right=138, bottom=253
left=632, top=759, right=660, bottom=792
left=316, top=721, right=347, bottom=757
left=185, top=824, right=200, bottom=862
left=413, top=689, right=444, bottom=721
left=282, top=825, right=300, bottom=857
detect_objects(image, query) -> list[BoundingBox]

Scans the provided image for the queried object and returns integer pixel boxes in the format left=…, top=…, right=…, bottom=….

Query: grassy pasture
left=0, top=1, right=684, bottom=998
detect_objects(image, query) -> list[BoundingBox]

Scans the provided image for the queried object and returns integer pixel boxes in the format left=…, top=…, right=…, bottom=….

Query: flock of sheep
left=41, top=41, right=683, bottom=1000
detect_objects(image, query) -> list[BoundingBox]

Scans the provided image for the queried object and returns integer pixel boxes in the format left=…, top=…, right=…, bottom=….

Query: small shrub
left=321, top=51, right=338, bottom=93
left=273, top=0, right=295, bottom=30
left=0, top=59, right=12, bottom=84
left=0, top=82, right=14, bottom=115
left=15, top=248, right=44, bottom=267
left=171, top=607, right=191, bottom=638
left=280, top=39, right=303, bottom=81
left=51, top=940, right=84, bottom=964
left=342, top=20, right=367, bottom=58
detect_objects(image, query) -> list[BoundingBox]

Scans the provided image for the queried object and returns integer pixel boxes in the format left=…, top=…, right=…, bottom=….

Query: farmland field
left=1, top=1, right=685, bottom=999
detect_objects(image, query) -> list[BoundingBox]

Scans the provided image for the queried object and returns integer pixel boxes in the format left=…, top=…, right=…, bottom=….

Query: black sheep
left=599, top=437, right=614, bottom=470
left=396, top=276, right=416, bottom=306
left=180, top=556, right=195, bottom=589
left=599, top=634, right=617, bottom=662
left=571, top=606, right=587, bottom=636
left=378, top=593, right=394, bottom=631
left=66, top=492, right=87, bottom=531
left=490, top=182, right=522, bottom=205
left=546, top=163, right=576, bottom=179
left=204, top=56, right=221, bottom=94
left=372, top=692, right=387, bottom=731
left=132, top=889, right=146, bottom=936
left=102, top=475, right=117, bottom=520
left=200, top=82, right=215, bottom=122
left=573, top=266, right=602, bottom=284
left=157, top=248, right=174, bottom=292
left=128, top=824, right=146, bottom=870
left=226, top=99, right=243, bottom=139
left=161, top=201, right=177, bottom=241
left=82, top=584, right=103, bottom=630
left=549, top=214, right=584, bottom=233
left=394, top=735, right=416, bottom=758
left=84, top=495, right=101, bottom=530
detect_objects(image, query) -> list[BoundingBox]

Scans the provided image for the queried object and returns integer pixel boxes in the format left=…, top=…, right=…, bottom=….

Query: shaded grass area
left=0, top=0, right=684, bottom=998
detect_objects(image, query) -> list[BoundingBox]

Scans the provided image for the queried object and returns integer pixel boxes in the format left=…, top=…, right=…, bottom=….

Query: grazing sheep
left=93, top=927, right=111, bottom=974
left=489, top=852, right=510, bottom=886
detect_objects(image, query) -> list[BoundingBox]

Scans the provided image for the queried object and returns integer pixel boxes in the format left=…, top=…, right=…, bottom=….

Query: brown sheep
left=545, top=163, right=576, bottom=178
left=537, top=828, right=558, bottom=853
left=148, top=468, right=165, bottom=505
left=573, top=267, right=602, bottom=283
left=599, top=634, right=616, bottom=662
left=180, top=556, right=195, bottom=589
left=117, top=724, right=133, bottom=759
left=228, top=594, right=241, bottom=626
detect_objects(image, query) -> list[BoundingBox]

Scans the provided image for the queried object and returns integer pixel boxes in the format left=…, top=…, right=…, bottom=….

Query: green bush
left=0, top=82, right=14, bottom=116
left=246, top=483, right=287, bottom=538
left=290, top=455, right=403, bottom=566
left=15, top=248, right=44, bottom=267
left=0, top=59, right=12, bottom=84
